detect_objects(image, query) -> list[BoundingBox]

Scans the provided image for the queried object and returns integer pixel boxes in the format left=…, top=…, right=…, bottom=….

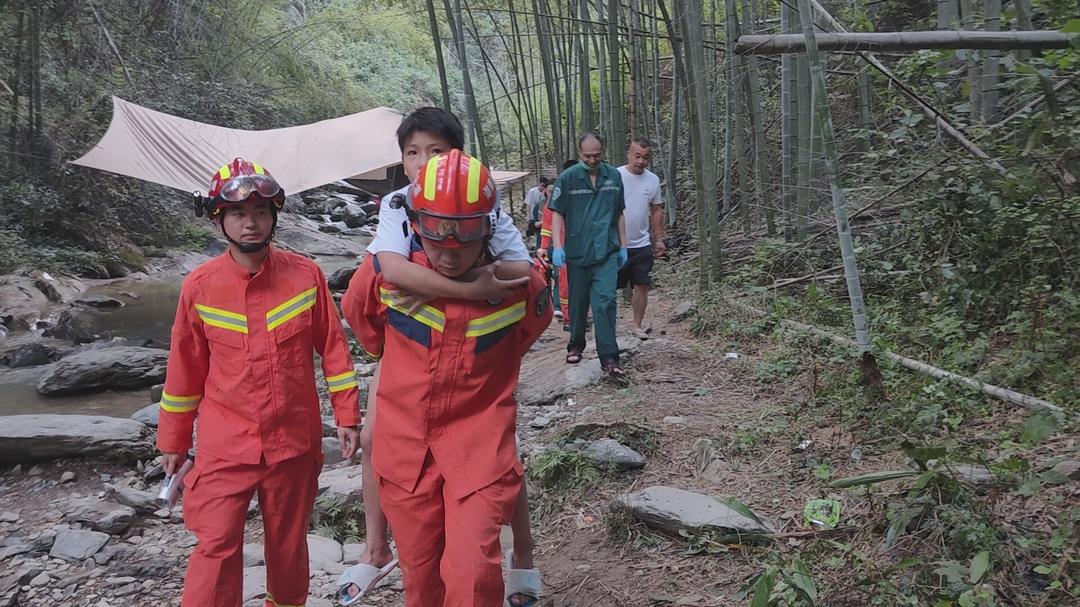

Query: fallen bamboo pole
left=736, top=30, right=1074, bottom=55
left=734, top=300, right=1067, bottom=416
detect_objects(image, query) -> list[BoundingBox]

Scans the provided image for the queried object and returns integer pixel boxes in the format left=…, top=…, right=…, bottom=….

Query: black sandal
left=566, top=348, right=583, bottom=364
left=601, top=359, right=626, bottom=376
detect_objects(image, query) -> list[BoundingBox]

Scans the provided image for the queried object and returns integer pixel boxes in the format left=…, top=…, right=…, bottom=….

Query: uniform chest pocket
left=205, top=327, right=247, bottom=365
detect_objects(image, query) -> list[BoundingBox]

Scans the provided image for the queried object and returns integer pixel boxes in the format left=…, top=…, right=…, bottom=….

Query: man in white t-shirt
left=617, top=138, right=665, bottom=339
left=524, top=177, right=550, bottom=249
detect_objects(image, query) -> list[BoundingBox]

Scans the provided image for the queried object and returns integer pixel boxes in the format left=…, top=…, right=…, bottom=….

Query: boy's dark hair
left=577, top=132, right=605, bottom=150
left=561, top=158, right=578, bottom=171
left=539, top=177, right=551, bottom=186
left=397, top=107, right=465, bottom=152
left=629, top=137, right=653, bottom=150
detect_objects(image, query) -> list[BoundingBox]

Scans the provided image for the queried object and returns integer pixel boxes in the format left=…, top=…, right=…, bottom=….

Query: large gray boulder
left=64, top=498, right=136, bottom=535
left=42, top=310, right=99, bottom=344
left=1, top=343, right=59, bottom=368
left=36, top=346, right=167, bottom=395
left=49, top=528, right=110, bottom=561
left=130, top=403, right=160, bottom=428
left=615, top=486, right=775, bottom=537
left=317, top=464, right=363, bottom=501
left=0, top=414, right=154, bottom=464
left=307, top=534, right=343, bottom=570
left=581, top=439, right=646, bottom=470
left=105, top=484, right=161, bottom=514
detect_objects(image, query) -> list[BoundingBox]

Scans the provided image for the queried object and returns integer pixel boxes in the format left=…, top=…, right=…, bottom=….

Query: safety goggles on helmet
left=414, top=211, right=492, bottom=246
left=214, top=174, right=283, bottom=204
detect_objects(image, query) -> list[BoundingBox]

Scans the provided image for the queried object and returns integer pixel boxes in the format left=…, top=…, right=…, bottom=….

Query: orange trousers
left=180, top=451, right=320, bottom=607
left=556, top=264, right=570, bottom=324
left=379, top=454, right=522, bottom=607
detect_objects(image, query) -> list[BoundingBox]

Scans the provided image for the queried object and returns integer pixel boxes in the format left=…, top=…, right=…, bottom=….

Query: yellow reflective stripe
left=466, top=156, right=482, bottom=203
left=218, top=166, right=230, bottom=180
left=379, top=287, right=446, bottom=332
left=264, top=593, right=303, bottom=607
left=252, top=162, right=265, bottom=175
left=363, top=349, right=381, bottom=360
left=194, top=304, right=248, bottom=334
left=465, top=301, right=526, bottom=337
left=266, top=287, right=317, bottom=331
left=160, top=392, right=201, bottom=413
left=423, top=155, right=440, bottom=200
left=540, top=229, right=552, bottom=237
left=326, top=371, right=358, bottom=393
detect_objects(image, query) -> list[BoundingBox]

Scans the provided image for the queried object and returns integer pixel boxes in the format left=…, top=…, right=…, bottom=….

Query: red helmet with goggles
left=194, top=158, right=285, bottom=218
left=407, top=150, right=496, bottom=247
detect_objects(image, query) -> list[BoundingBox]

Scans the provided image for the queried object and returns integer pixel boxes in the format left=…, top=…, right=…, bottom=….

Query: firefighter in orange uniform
left=342, top=150, right=552, bottom=606
left=536, top=202, right=570, bottom=329
left=158, top=158, right=361, bottom=607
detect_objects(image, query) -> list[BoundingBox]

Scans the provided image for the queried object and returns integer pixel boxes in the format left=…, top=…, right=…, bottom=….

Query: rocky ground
left=2, top=267, right=1076, bottom=606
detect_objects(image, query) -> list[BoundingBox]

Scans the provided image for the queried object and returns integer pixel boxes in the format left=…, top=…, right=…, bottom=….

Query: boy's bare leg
left=359, top=365, right=393, bottom=566
left=509, top=481, right=534, bottom=568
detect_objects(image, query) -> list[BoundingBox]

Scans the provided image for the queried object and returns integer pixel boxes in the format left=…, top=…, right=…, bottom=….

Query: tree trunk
left=735, top=30, right=1074, bottom=54
left=857, top=69, right=872, bottom=152
left=607, top=0, right=625, bottom=151
left=742, top=0, right=774, bottom=236
left=463, top=8, right=508, bottom=165
left=532, top=0, right=563, bottom=157
left=796, top=52, right=811, bottom=241
left=426, top=0, right=452, bottom=110
left=780, top=2, right=797, bottom=241
left=445, top=0, right=486, bottom=160
left=980, top=0, right=1002, bottom=122
left=965, top=0, right=982, bottom=123
left=8, top=5, right=25, bottom=163
left=796, top=0, right=875, bottom=370
left=578, top=0, right=594, bottom=134
left=677, top=0, right=720, bottom=287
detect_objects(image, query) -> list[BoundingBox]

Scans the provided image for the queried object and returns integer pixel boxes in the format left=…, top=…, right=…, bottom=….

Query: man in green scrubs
left=550, top=133, right=629, bottom=376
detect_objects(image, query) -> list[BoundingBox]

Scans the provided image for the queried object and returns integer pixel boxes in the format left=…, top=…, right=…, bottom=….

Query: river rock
left=0, top=530, right=55, bottom=560
left=149, top=383, right=164, bottom=403
left=1, top=343, right=59, bottom=368
left=275, top=213, right=363, bottom=257
left=65, top=498, right=136, bottom=535
left=36, top=346, right=167, bottom=395
left=692, top=438, right=727, bottom=485
left=74, top=296, right=125, bottom=308
left=0, top=511, right=17, bottom=523
left=42, top=310, right=99, bottom=344
left=130, top=403, right=160, bottom=428
left=342, top=542, right=364, bottom=564
left=670, top=301, right=696, bottom=323
left=616, top=486, right=775, bottom=536
left=318, top=464, right=363, bottom=501
left=307, top=534, right=343, bottom=569
left=581, top=439, right=646, bottom=470
left=105, top=485, right=160, bottom=514
left=50, top=528, right=110, bottom=561
left=1042, top=459, right=1080, bottom=485
left=321, top=416, right=336, bottom=438
left=0, top=414, right=154, bottom=464
left=243, top=543, right=265, bottom=567
left=327, top=267, right=356, bottom=292
left=242, top=567, right=266, bottom=601
left=321, top=437, right=344, bottom=467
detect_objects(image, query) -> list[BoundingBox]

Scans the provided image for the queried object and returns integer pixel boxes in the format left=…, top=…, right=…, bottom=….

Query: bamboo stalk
left=741, top=0, right=774, bottom=236
left=425, top=0, right=451, bottom=109
left=780, top=2, right=797, bottom=241
left=735, top=30, right=1074, bottom=55
left=980, top=0, right=1002, bottom=122
left=796, top=0, right=872, bottom=354
left=607, top=0, right=625, bottom=151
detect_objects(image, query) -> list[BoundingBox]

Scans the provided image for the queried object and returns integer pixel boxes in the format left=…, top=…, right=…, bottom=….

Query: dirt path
left=358, top=289, right=820, bottom=606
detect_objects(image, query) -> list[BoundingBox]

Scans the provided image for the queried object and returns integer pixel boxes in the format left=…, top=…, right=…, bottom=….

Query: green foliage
left=311, top=492, right=365, bottom=544
left=527, top=448, right=599, bottom=491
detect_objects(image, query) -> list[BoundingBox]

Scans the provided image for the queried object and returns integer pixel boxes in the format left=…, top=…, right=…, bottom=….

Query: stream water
left=0, top=252, right=363, bottom=418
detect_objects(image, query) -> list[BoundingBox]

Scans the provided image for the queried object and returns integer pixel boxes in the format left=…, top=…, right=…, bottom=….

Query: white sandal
left=505, top=551, right=542, bottom=607
left=336, top=559, right=399, bottom=606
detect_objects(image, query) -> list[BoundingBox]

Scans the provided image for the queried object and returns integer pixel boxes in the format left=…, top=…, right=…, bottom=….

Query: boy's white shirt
left=366, top=185, right=530, bottom=261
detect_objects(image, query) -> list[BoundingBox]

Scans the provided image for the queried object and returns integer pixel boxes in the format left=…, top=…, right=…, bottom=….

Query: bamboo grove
left=418, top=0, right=1077, bottom=373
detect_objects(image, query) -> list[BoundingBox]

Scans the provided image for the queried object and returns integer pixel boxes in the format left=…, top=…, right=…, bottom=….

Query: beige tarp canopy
left=73, top=97, right=403, bottom=195
left=491, top=170, right=531, bottom=188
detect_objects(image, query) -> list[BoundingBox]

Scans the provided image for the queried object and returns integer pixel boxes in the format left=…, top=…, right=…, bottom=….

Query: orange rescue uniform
left=342, top=247, right=552, bottom=607
left=159, top=246, right=360, bottom=607
left=540, top=204, right=570, bottom=322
